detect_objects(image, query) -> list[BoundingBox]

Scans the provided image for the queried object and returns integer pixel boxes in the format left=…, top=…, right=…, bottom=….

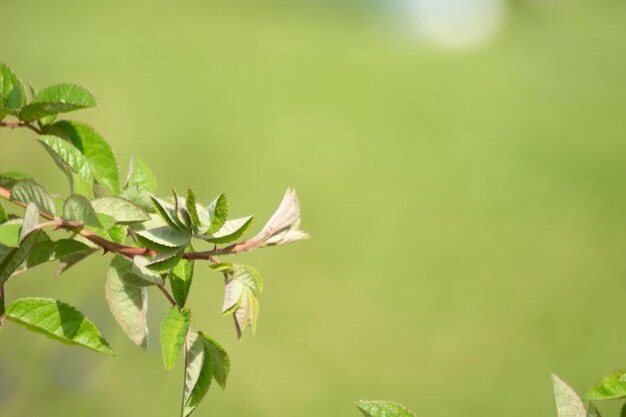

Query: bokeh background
left=1, top=0, right=626, bottom=416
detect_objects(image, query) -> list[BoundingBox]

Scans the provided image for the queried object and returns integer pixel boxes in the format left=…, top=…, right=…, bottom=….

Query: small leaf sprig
left=0, top=62, right=308, bottom=416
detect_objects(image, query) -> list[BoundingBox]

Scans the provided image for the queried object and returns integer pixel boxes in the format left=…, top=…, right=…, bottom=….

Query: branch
left=0, top=185, right=266, bottom=260
left=0, top=121, right=43, bottom=135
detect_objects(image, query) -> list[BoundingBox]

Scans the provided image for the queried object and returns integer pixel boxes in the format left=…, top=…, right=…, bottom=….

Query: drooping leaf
left=553, top=374, right=587, bottom=417
left=19, top=203, right=40, bottom=243
left=199, top=332, right=230, bottom=390
left=355, top=401, right=417, bottom=417
left=170, top=259, right=194, bottom=307
left=0, top=171, right=31, bottom=190
left=151, top=196, right=184, bottom=231
left=222, top=279, right=245, bottom=315
left=91, top=197, right=149, bottom=224
left=587, top=370, right=626, bottom=401
left=44, top=120, right=119, bottom=195
left=197, top=194, right=227, bottom=234
left=146, top=248, right=184, bottom=273
left=122, top=255, right=164, bottom=287
left=56, top=248, right=97, bottom=276
left=13, top=238, right=91, bottom=276
left=221, top=264, right=263, bottom=338
left=0, top=221, right=22, bottom=247
left=20, top=84, right=96, bottom=122
left=0, top=230, right=41, bottom=285
left=105, top=256, right=148, bottom=349
left=5, top=297, right=113, bottom=355
left=125, top=156, right=157, bottom=193
left=201, top=215, right=254, bottom=244
left=10, top=179, right=57, bottom=217
left=183, top=332, right=213, bottom=417
left=63, top=195, right=102, bottom=228
left=160, top=307, right=190, bottom=370
left=37, top=134, right=93, bottom=183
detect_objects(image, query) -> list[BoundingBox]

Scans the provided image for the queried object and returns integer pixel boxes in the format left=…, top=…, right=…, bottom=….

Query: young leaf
left=0, top=230, right=42, bottom=285
left=44, top=121, right=119, bottom=195
left=197, top=194, right=227, bottom=234
left=252, top=188, right=309, bottom=247
left=201, top=215, right=254, bottom=244
left=124, top=255, right=164, bottom=287
left=11, top=179, right=57, bottom=217
left=0, top=201, right=7, bottom=224
left=355, top=401, right=416, bottom=417
left=19, top=203, right=40, bottom=243
left=133, top=215, right=192, bottom=248
left=63, top=195, right=102, bottom=228
left=552, top=374, right=587, bottom=417
left=125, top=156, right=157, bottom=193
left=5, top=297, right=114, bottom=355
left=147, top=248, right=184, bottom=273
left=20, top=84, right=96, bottom=122
left=199, top=332, right=230, bottom=390
left=221, top=264, right=263, bottom=338
left=151, top=196, right=184, bottom=231
left=586, top=370, right=626, bottom=401
left=186, top=189, right=201, bottom=229
left=105, top=256, right=149, bottom=349
left=160, top=307, right=190, bottom=370
left=183, top=332, right=213, bottom=417
left=0, top=63, right=27, bottom=111
left=170, top=259, right=194, bottom=307
left=91, top=197, right=149, bottom=224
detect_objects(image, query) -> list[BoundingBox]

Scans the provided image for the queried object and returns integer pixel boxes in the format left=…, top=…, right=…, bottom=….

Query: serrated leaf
left=0, top=230, right=41, bottom=285
left=170, top=259, right=194, bottom=307
left=0, top=221, right=22, bottom=247
left=63, top=195, right=101, bottom=228
left=201, top=215, right=254, bottom=244
left=0, top=172, right=31, bottom=190
left=105, top=256, right=148, bottom=349
left=11, top=179, right=57, bottom=217
left=355, top=401, right=417, bottom=417
left=183, top=332, right=213, bottom=417
left=37, top=135, right=93, bottom=188
left=147, top=248, right=184, bottom=273
left=5, top=297, right=113, bottom=355
left=44, top=121, right=119, bottom=195
left=587, top=370, right=626, bottom=401
left=160, top=308, right=190, bottom=370
left=56, top=248, right=96, bottom=276
left=5, top=85, right=24, bottom=110
left=151, top=196, right=185, bottom=231
left=0, top=63, right=27, bottom=111
left=553, top=374, right=587, bottom=417
left=253, top=188, right=309, bottom=247
left=123, top=255, right=164, bottom=287
left=20, top=203, right=39, bottom=243
left=186, top=189, right=201, bottom=228
left=199, top=332, right=230, bottom=390
left=222, top=264, right=263, bottom=338
left=91, top=196, right=149, bottom=224
left=125, top=156, right=156, bottom=193
left=197, top=194, right=227, bottom=234
left=13, top=238, right=91, bottom=276
left=134, top=215, right=191, bottom=248
left=222, top=279, right=244, bottom=315
left=20, top=84, right=96, bottom=122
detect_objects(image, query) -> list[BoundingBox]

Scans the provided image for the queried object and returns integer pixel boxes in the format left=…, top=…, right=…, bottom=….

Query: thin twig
left=0, top=285, right=5, bottom=328
left=158, top=284, right=177, bottom=307
left=0, top=121, right=43, bottom=134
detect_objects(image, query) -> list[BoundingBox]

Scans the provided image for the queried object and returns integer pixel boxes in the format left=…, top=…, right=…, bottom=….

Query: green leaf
left=186, top=189, right=201, bottom=229
left=553, top=374, right=587, bottom=417
left=56, top=248, right=96, bottom=276
left=122, top=255, right=164, bottom=287
left=587, top=370, right=626, bottom=401
left=20, top=203, right=40, bottom=243
left=107, top=224, right=128, bottom=244
left=44, top=121, right=119, bottom=195
left=151, top=196, right=185, bottom=231
left=201, top=215, right=254, bottom=244
left=0, top=172, right=31, bottom=190
left=20, top=84, right=96, bottom=122
left=588, top=402, right=602, bottom=417
left=5, top=297, right=113, bottom=355
left=0, top=202, right=7, bottom=224
left=183, top=332, right=213, bottom=417
left=125, top=156, right=157, bottom=193
left=5, top=85, right=24, bottom=110
left=0, top=63, right=27, bottom=111
left=11, top=179, right=57, bottom=217
left=197, top=194, right=227, bottom=234
left=147, top=248, right=184, bottom=273
left=134, top=215, right=192, bottom=248
left=0, top=230, right=41, bottom=285
left=63, top=195, right=101, bottom=228
left=37, top=134, right=93, bottom=184
left=170, top=259, right=194, bottom=307
left=199, top=332, right=230, bottom=390
left=105, top=256, right=148, bottom=349
left=355, top=401, right=416, bottom=417
left=160, top=307, right=190, bottom=370
left=620, top=402, right=626, bottom=417
left=13, top=238, right=91, bottom=276
left=221, top=264, right=263, bottom=338
left=91, top=197, right=149, bottom=224
left=0, top=221, right=22, bottom=247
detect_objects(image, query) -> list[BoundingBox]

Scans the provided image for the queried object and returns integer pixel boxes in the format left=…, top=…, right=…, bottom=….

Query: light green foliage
left=5, top=297, right=113, bottom=355
left=586, top=370, right=626, bottom=400
left=10, top=179, right=57, bottom=217
left=552, top=374, right=587, bottom=417
left=0, top=61, right=309, bottom=417
left=105, top=256, right=148, bottom=348
left=20, top=84, right=96, bottom=122
left=355, top=401, right=416, bottom=417
left=160, top=307, right=191, bottom=370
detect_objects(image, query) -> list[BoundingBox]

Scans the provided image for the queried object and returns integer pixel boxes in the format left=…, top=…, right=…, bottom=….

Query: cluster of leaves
left=0, top=62, right=310, bottom=416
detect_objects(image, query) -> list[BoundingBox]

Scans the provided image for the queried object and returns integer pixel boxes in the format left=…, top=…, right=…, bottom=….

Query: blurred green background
left=2, top=0, right=626, bottom=416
